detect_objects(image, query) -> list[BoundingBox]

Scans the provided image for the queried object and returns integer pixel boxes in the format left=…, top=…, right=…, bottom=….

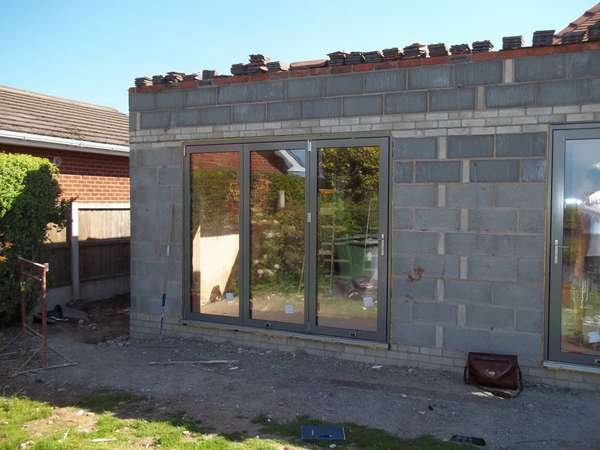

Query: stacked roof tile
left=132, top=3, right=600, bottom=90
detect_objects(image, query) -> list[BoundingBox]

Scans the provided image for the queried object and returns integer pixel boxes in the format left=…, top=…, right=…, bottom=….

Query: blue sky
left=0, top=1, right=594, bottom=113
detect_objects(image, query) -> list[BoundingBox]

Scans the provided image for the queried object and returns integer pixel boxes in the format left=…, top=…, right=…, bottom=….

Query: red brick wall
left=191, top=150, right=288, bottom=173
left=1, top=144, right=129, bottom=202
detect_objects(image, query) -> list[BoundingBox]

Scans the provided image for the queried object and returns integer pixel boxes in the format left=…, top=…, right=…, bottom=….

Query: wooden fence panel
left=79, top=238, right=130, bottom=281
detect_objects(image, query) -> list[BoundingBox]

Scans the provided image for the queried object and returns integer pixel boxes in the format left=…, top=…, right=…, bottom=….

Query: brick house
left=128, top=6, right=600, bottom=389
left=0, top=85, right=130, bottom=302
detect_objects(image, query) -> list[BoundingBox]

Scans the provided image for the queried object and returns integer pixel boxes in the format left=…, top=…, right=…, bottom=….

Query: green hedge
left=0, top=152, right=68, bottom=324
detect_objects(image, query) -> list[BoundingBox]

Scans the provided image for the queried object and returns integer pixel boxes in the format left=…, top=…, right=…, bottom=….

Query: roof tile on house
left=0, top=85, right=129, bottom=146
left=557, top=2, right=600, bottom=42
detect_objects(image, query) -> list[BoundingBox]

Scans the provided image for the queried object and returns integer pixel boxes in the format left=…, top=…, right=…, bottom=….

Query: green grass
left=253, top=415, right=471, bottom=450
left=0, top=392, right=470, bottom=449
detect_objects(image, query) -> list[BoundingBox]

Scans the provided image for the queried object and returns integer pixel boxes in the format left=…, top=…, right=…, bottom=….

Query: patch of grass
left=75, top=389, right=140, bottom=412
left=0, top=393, right=472, bottom=450
left=0, top=394, right=287, bottom=450
left=253, top=414, right=472, bottom=450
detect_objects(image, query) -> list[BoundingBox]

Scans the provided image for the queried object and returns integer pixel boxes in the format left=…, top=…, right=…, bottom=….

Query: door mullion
left=307, top=140, right=317, bottom=331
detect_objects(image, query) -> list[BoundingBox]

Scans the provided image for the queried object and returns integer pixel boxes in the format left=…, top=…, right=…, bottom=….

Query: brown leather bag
left=464, top=352, right=523, bottom=395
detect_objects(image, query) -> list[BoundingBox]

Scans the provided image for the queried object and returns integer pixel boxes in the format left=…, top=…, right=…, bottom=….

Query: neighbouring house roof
left=0, top=85, right=129, bottom=156
left=557, top=2, right=600, bottom=40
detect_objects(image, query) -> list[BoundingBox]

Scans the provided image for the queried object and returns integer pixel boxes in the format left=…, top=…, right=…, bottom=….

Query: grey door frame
left=183, top=136, right=390, bottom=342
left=310, top=137, right=389, bottom=342
left=549, top=123, right=600, bottom=366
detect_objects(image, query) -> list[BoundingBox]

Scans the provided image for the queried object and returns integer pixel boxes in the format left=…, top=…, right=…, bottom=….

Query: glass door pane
left=316, top=145, right=382, bottom=332
left=249, top=149, right=306, bottom=324
left=190, top=151, right=240, bottom=317
left=559, top=138, right=600, bottom=357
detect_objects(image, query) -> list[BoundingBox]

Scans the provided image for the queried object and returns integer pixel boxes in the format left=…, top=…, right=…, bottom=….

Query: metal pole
left=20, top=259, right=27, bottom=356
left=41, top=263, right=49, bottom=368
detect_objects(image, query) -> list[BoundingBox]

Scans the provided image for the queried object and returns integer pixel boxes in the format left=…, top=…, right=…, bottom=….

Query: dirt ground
left=2, top=296, right=600, bottom=450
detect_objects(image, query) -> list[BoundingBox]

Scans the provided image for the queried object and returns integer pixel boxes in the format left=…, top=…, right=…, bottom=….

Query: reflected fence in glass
left=249, top=149, right=306, bottom=324
left=190, top=151, right=240, bottom=317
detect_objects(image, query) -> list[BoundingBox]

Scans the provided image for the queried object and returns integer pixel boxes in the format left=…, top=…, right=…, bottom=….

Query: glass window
left=560, top=138, right=600, bottom=356
left=316, top=146, right=380, bottom=331
left=249, top=149, right=306, bottom=324
left=190, top=151, right=240, bottom=317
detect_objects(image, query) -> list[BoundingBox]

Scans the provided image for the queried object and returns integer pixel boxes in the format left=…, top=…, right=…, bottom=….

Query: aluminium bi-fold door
left=185, top=137, right=389, bottom=341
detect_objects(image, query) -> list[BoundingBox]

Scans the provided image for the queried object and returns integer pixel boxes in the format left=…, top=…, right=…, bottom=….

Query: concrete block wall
left=391, top=133, right=546, bottom=365
left=129, top=48, right=600, bottom=389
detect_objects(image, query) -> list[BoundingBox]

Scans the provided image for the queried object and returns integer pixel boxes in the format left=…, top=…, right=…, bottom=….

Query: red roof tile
left=557, top=2, right=600, bottom=41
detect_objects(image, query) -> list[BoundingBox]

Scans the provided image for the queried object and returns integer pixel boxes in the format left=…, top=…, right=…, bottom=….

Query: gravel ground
left=1, top=302, right=600, bottom=450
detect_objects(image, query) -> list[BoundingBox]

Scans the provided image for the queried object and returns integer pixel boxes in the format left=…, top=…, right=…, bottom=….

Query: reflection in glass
left=317, top=146, right=380, bottom=331
left=561, top=139, right=600, bottom=355
left=190, top=152, right=240, bottom=317
left=250, top=150, right=305, bottom=324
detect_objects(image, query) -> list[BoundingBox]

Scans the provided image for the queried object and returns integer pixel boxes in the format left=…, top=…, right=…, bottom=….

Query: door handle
left=379, top=234, right=385, bottom=257
left=553, top=240, right=569, bottom=264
